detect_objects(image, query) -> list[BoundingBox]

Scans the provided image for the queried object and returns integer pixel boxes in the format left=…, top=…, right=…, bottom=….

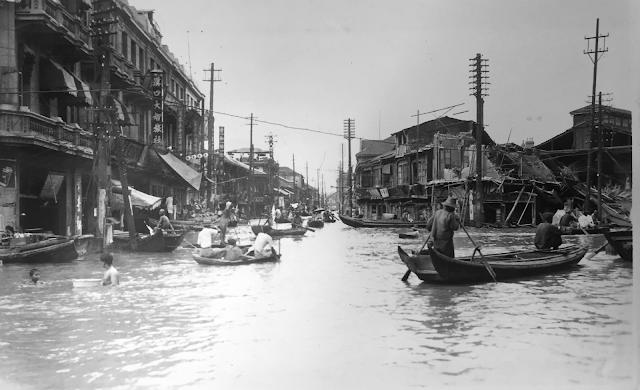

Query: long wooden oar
left=585, top=242, right=608, bottom=260
left=402, top=231, right=432, bottom=282
left=292, top=222, right=315, bottom=232
left=457, top=219, right=498, bottom=283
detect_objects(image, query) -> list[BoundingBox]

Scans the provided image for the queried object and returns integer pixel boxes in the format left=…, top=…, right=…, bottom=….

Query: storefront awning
left=107, top=95, right=133, bottom=125
left=110, top=179, right=162, bottom=209
left=42, top=59, right=77, bottom=97
left=157, top=151, right=203, bottom=191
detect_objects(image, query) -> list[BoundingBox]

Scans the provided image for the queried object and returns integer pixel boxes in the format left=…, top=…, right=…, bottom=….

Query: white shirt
left=197, top=227, right=218, bottom=248
left=578, top=214, right=594, bottom=228
left=552, top=210, right=565, bottom=226
left=248, top=232, right=274, bottom=253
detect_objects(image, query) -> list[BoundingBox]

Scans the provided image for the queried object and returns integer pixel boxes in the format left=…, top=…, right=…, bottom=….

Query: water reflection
left=0, top=224, right=633, bottom=389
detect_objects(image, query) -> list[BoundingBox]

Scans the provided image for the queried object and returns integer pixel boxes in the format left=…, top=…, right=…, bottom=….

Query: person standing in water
left=101, top=253, right=120, bottom=286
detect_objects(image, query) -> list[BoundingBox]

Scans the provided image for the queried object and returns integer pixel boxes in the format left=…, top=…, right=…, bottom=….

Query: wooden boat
left=0, top=234, right=90, bottom=263
left=274, top=217, right=290, bottom=224
left=339, top=214, right=429, bottom=228
left=307, top=220, right=325, bottom=228
left=148, top=217, right=205, bottom=232
left=399, top=230, right=420, bottom=239
left=426, top=244, right=588, bottom=283
left=566, top=226, right=609, bottom=235
left=397, top=246, right=444, bottom=282
left=602, top=228, right=632, bottom=261
left=193, top=250, right=280, bottom=266
left=250, top=225, right=307, bottom=237
left=112, top=229, right=188, bottom=252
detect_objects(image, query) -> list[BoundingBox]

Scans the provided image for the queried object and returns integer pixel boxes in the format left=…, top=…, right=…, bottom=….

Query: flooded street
left=0, top=222, right=634, bottom=389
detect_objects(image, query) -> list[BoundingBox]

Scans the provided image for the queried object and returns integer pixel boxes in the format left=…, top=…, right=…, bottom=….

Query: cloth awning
left=110, top=179, right=162, bottom=209
left=42, top=59, right=77, bottom=97
left=71, top=76, right=92, bottom=106
left=157, top=151, right=203, bottom=191
left=107, top=95, right=133, bottom=125
left=274, top=188, right=289, bottom=195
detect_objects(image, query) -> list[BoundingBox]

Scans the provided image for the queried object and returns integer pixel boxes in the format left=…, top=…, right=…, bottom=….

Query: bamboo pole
left=516, top=189, right=535, bottom=225
left=504, top=186, right=526, bottom=224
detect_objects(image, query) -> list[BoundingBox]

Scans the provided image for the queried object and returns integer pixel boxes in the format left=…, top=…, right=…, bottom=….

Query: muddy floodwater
left=0, top=223, right=634, bottom=389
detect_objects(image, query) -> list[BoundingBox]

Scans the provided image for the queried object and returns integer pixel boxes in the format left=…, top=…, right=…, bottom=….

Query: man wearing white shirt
left=197, top=225, right=219, bottom=248
left=578, top=211, right=594, bottom=228
left=248, top=231, right=276, bottom=258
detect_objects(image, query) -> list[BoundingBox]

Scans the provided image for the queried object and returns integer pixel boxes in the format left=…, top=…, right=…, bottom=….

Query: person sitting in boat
left=101, top=253, right=120, bottom=286
left=197, top=224, right=220, bottom=249
left=425, top=196, right=460, bottom=258
left=247, top=231, right=276, bottom=259
left=154, top=209, right=175, bottom=234
left=578, top=210, right=595, bottom=229
left=559, top=209, right=578, bottom=228
left=223, top=239, right=244, bottom=261
left=401, top=210, right=414, bottom=222
left=534, top=212, right=567, bottom=250
left=1, top=225, right=15, bottom=246
left=292, top=212, right=303, bottom=227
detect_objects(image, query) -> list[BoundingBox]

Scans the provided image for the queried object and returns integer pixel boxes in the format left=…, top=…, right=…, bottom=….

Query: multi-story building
left=0, top=0, right=205, bottom=240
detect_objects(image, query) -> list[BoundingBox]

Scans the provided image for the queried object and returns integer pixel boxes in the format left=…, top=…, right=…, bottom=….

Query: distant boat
left=340, top=214, right=429, bottom=228
left=250, top=225, right=306, bottom=237
left=399, top=230, right=420, bottom=239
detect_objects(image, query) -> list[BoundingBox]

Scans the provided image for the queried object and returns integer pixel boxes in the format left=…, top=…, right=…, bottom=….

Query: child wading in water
left=101, top=252, right=120, bottom=286
left=26, top=268, right=43, bottom=285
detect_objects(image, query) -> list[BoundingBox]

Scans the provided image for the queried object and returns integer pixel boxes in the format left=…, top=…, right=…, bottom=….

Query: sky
left=129, top=0, right=637, bottom=192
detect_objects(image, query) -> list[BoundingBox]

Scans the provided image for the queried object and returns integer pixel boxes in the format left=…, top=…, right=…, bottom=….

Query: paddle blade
left=401, top=269, right=412, bottom=282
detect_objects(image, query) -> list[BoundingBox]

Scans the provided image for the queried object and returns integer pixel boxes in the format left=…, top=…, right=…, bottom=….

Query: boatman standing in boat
left=426, top=196, right=460, bottom=258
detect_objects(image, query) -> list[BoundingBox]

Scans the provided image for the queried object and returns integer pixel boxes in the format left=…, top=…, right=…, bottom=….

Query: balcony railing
left=16, top=0, right=93, bottom=52
left=0, top=109, right=95, bottom=156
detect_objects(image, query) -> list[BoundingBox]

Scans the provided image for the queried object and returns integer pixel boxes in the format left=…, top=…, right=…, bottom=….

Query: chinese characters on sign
left=218, top=126, right=225, bottom=173
left=177, top=106, right=184, bottom=152
left=151, top=70, right=163, bottom=145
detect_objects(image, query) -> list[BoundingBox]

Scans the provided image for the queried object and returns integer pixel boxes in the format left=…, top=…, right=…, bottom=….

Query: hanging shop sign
left=185, top=153, right=209, bottom=161
left=151, top=70, right=164, bottom=145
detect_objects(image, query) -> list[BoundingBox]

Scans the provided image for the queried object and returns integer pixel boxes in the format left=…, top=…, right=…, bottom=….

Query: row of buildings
left=351, top=105, right=632, bottom=226
left=0, top=0, right=314, bottom=244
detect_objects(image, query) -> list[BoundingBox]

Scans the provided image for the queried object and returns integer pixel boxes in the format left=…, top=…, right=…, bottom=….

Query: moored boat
left=0, top=235, right=85, bottom=263
left=112, top=229, right=188, bottom=252
left=602, top=228, right=632, bottom=261
left=397, top=246, right=444, bottom=282
left=427, top=244, right=588, bottom=283
left=339, top=214, right=429, bottom=228
left=307, top=220, right=324, bottom=228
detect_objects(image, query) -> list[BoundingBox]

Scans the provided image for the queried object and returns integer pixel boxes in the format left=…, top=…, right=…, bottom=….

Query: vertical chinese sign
left=151, top=70, right=163, bottom=145
left=218, top=126, right=225, bottom=173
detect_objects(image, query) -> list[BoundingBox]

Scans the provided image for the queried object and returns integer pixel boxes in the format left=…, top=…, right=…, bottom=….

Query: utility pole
left=469, top=53, right=489, bottom=227
left=597, top=92, right=603, bottom=222
left=340, top=144, right=344, bottom=214
left=306, top=162, right=309, bottom=208
left=583, top=19, right=608, bottom=213
left=91, top=2, right=118, bottom=251
left=321, top=174, right=324, bottom=208
left=292, top=154, right=296, bottom=202
left=343, top=119, right=355, bottom=215
left=248, top=113, right=254, bottom=217
left=316, top=169, right=320, bottom=207
left=203, top=63, right=221, bottom=209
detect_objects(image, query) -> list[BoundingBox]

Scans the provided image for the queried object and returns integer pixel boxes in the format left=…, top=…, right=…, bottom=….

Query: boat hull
left=428, top=244, right=588, bottom=283
left=602, top=228, right=633, bottom=261
left=339, top=214, right=429, bottom=228
left=112, top=230, right=188, bottom=252
left=397, top=246, right=444, bottom=282
left=251, top=225, right=306, bottom=237
left=307, top=220, right=324, bottom=228
left=193, top=252, right=280, bottom=266
left=0, top=238, right=79, bottom=263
